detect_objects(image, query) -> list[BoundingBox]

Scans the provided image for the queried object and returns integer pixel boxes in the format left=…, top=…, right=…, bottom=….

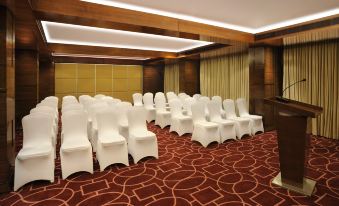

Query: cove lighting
left=41, top=21, right=212, bottom=52
left=52, top=53, right=150, bottom=60
left=82, top=0, right=339, bottom=34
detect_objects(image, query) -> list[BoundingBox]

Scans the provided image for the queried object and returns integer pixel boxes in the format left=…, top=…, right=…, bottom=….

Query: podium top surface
left=264, top=97, right=323, bottom=118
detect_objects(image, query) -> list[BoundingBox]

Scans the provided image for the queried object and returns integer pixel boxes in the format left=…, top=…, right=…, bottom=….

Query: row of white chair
left=14, top=96, right=59, bottom=191
left=60, top=95, right=158, bottom=177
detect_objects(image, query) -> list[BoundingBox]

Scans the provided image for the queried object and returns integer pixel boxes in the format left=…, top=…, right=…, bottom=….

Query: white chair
left=60, top=111, right=93, bottom=179
left=193, top=94, right=201, bottom=101
left=88, top=103, right=109, bottom=152
left=208, top=101, right=236, bottom=142
left=94, top=94, right=105, bottom=100
left=211, top=96, right=226, bottom=118
left=236, top=98, right=264, bottom=135
left=154, top=94, right=171, bottom=129
left=116, top=102, right=133, bottom=140
left=14, top=114, right=54, bottom=191
left=62, top=103, right=84, bottom=114
left=79, top=95, right=91, bottom=106
left=199, top=96, right=210, bottom=118
left=96, top=109, right=129, bottom=171
left=223, top=99, right=251, bottom=138
left=102, top=96, right=114, bottom=106
left=132, top=93, right=143, bottom=107
left=183, top=97, right=196, bottom=116
left=169, top=99, right=193, bottom=136
left=178, top=93, right=189, bottom=104
left=143, top=92, right=156, bottom=123
left=166, top=92, right=177, bottom=102
left=191, top=102, right=220, bottom=147
left=127, top=107, right=158, bottom=164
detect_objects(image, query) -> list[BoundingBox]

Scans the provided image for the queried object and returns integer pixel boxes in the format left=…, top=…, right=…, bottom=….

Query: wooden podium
left=264, top=97, right=323, bottom=196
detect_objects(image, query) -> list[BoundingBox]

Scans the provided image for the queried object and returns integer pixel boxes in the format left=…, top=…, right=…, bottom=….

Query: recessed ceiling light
left=41, top=21, right=213, bottom=52
left=81, top=0, right=339, bottom=34
left=52, top=53, right=150, bottom=60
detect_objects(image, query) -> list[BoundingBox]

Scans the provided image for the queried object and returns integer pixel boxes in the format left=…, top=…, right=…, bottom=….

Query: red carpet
left=1, top=122, right=338, bottom=205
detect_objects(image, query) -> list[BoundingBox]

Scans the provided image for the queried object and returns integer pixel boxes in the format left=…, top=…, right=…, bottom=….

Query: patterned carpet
left=1, top=122, right=338, bottom=206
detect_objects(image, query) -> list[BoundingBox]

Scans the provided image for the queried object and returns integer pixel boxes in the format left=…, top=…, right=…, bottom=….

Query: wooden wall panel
left=39, top=59, right=54, bottom=101
left=15, top=49, right=39, bottom=123
left=179, top=59, right=200, bottom=96
left=0, top=6, right=15, bottom=193
left=143, top=64, right=164, bottom=94
left=249, top=46, right=283, bottom=131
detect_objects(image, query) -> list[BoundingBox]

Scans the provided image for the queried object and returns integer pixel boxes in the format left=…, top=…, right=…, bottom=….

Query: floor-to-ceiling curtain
left=283, top=38, right=339, bottom=139
left=200, top=51, right=249, bottom=101
left=164, top=63, right=179, bottom=94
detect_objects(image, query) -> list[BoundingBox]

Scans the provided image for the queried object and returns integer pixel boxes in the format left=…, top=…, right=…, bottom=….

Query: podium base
left=272, top=172, right=316, bottom=196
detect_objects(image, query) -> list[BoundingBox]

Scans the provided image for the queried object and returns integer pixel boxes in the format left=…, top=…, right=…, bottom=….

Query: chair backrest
left=236, top=98, right=249, bottom=117
left=30, top=108, right=55, bottom=121
left=192, top=94, right=201, bottom=101
left=223, top=99, right=237, bottom=119
left=35, top=105, right=57, bottom=119
left=116, top=102, right=133, bottom=125
left=132, top=93, right=143, bottom=106
left=154, top=94, right=167, bottom=111
left=94, top=94, right=105, bottom=100
left=207, top=101, right=223, bottom=122
left=97, top=108, right=119, bottom=137
left=62, top=103, right=84, bottom=113
left=62, top=111, right=88, bottom=141
left=143, top=93, right=154, bottom=108
left=178, top=93, right=188, bottom=103
left=79, top=95, right=91, bottom=105
left=102, top=96, right=114, bottom=106
left=166, top=92, right=177, bottom=102
left=89, top=103, right=108, bottom=126
left=155, top=92, right=165, bottom=100
left=191, top=102, right=206, bottom=123
left=127, top=106, right=147, bottom=133
left=43, top=96, right=58, bottom=108
left=211, top=96, right=223, bottom=110
left=183, top=97, right=195, bottom=116
left=169, top=99, right=182, bottom=117
left=22, top=113, right=53, bottom=148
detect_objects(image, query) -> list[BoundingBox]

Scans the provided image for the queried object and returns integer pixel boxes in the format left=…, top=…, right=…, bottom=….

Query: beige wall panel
left=78, top=64, right=95, bottom=78
left=78, top=79, right=95, bottom=93
left=128, top=78, right=142, bottom=91
left=113, top=65, right=127, bottom=78
left=113, top=91, right=130, bottom=102
left=127, top=65, right=143, bottom=79
left=96, top=78, right=112, bottom=92
left=113, top=79, right=127, bottom=91
left=96, top=64, right=112, bottom=79
left=55, top=64, right=77, bottom=79
left=55, top=93, right=77, bottom=108
left=55, top=79, right=76, bottom=93
left=96, top=91, right=113, bottom=97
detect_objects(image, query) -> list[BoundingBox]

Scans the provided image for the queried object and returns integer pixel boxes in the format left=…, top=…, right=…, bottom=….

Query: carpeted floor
left=1, top=122, right=338, bottom=205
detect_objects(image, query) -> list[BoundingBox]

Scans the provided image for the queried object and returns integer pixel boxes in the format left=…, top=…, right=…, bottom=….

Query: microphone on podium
left=276, top=78, right=306, bottom=103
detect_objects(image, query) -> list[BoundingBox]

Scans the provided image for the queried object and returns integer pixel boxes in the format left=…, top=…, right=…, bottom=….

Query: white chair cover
left=211, top=96, right=226, bottom=118
left=14, top=114, right=54, bottom=191
left=127, top=107, right=158, bottom=163
left=208, top=101, right=236, bottom=142
left=191, top=102, right=220, bottom=147
left=223, top=99, right=251, bottom=138
left=183, top=97, right=196, bottom=116
left=143, top=92, right=156, bottom=123
left=116, top=102, right=133, bottom=140
left=154, top=94, right=171, bottom=128
left=236, top=98, right=264, bottom=135
left=96, top=108, right=129, bottom=171
left=169, top=99, right=193, bottom=136
left=132, top=93, right=143, bottom=106
left=60, top=111, right=93, bottom=179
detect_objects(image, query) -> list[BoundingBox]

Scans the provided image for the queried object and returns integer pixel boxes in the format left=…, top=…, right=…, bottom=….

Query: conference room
left=0, top=0, right=338, bottom=205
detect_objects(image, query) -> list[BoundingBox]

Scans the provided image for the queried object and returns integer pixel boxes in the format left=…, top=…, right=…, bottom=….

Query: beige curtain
left=200, top=51, right=249, bottom=101
left=164, top=63, right=179, bottom=94
left=283, top=38, right=339, bottom=139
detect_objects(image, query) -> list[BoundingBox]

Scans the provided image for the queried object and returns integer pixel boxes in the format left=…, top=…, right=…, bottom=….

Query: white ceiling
left=42, top=21, right=212, bottom=52
left=83, top=0, right=339, bottom=33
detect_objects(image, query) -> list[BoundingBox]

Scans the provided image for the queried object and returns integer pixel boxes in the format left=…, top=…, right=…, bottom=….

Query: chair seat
left=213, top=119, right=234, bottom=125
left=176, top=115, right=192, bottom=121
left=196, top=121, right=218, bottom=129
left=17, top=145, right=52, bottom=160
left=99, top=135, right=125, bottom=146
left=61, top=138, right=91, bottom=152
left=247, top=115, right=262, bottom=120
left=145, top=107, right=155, bottom=111
left=232, top=117, right=250, bottom=122
left=132, top=131, right=156, bottom=141
left=157, top=110, right=170, bottom=115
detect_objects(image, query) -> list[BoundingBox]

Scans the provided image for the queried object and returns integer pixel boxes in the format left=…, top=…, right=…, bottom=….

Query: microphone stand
left=276, top=79, right=306, bottom=103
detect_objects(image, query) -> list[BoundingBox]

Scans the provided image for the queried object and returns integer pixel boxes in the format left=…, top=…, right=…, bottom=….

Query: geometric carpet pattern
left=1, top=122, right=338, bottom=205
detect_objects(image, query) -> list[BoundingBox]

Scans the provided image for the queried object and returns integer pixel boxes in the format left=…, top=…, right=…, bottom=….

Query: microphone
left=276, top=78, right=306, bottom=103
